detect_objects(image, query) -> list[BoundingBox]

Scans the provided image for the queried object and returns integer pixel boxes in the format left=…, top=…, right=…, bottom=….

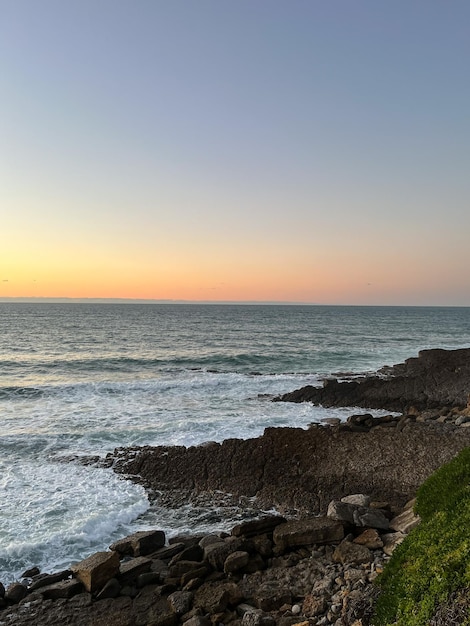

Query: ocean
left=1, top=303, right=470, bottom=585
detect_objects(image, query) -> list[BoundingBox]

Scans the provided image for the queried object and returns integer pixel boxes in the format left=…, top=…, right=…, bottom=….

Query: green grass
left=373, top=447, right=470, bottom=625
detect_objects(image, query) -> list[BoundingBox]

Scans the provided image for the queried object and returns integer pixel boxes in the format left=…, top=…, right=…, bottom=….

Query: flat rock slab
left=231, top=516, right=287, bottom=538
left=273, top=517, right=344, bottom=550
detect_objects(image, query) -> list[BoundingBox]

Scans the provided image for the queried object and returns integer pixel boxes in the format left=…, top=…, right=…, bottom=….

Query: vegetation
left=373, top=447, right=470, bottom=625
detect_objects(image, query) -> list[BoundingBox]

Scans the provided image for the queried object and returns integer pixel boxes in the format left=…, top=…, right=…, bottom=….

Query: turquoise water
left=1, top=303, right=469, bottom=583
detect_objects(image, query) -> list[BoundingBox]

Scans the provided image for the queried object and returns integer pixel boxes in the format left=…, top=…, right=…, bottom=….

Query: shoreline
left=3, top=347, right=470, bottom=624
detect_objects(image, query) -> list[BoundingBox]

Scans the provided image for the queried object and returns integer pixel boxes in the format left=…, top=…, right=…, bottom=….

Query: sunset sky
left=1, top=1, right=470, bottom=305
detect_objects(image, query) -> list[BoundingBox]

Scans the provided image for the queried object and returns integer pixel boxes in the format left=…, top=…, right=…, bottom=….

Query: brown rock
left=224, top=551, right=250, bottom=574
left=40, top=579, right=84, bottom=600
left=273, top=517, right=344, bottom=550
left=389, top=504, right=420, bottom=534
left=332, top=540, right=372, bottom=565
left=193, top=581, right=243, bottom=613
left=71, top=550, right=120, bottom=593
left=353, top=529, right=383, bottom=549
left=382, top=532, right=406, bottom=555
left=302, top=594, right=328, bottom=617
left=119, top=556, right=152, bottom=583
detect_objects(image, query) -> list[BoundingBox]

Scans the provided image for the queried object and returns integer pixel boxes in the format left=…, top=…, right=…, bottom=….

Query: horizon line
left=0, top=297, right=469, bottom=308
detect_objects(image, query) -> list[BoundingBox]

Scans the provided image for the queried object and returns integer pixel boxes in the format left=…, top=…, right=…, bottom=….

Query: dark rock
left=0, top=581, right=4, bottom=598
left=29, top=569, right=72, bottom=591
left=170, top=543, right=203, bottom=564
left=96, top=577, right=121, bottom=599
left=224, top=550, right=250, bottom=574
left=119, top=556, right=152, bottom=583
left=137, top=571, right=161, bottom=588
left=40, top=579, right=84, bottom=600
left=110, top=530, right=165, bottom=557
left=182, top=616, right=211, bottom=626
left=21, top=566, right=40, bottom=578
left=167, top=590, right=193, bottom=615
left=4, top=582, right=27, bottom=603
left=231, top=516, right=287, bottom=538
left=151, top=543, right=186, bottom=560
left=276, top=348, right=470, bottom=413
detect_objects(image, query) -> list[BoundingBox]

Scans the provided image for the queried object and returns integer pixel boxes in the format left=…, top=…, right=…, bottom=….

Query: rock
left=4, top=582, right=27, bottom=603
left=352, top=507, right=389, bottom=530
left=137, top=571, right=161, bottom=587
left=332, top=540, right=372, bottom=565
left=110, top=530, right=165, bottom=557
left=170, top=543, right=204, bottom=563
left=180, top=565, right=210, bottom=586
left=40, top=579, right=84, bottom=600
left=353, top=528, right=383, bottom=549
left=224, top=550, right=250, bottom=574
left=341, top=494, right=371, bottom=507
left=168, top=560, right=207, bottom=580
left=168, top=590, right=194, bottom=615
left=119, top=556, right=152, bottom=583
left=71, top=551, right=120, bottom=593
left=389, top=505, right=420, bottom=534
left=21, top=566, right=40, bottom=578
left=382, top=532, right=406, bottom=556
left=96, top=577, right=121, bottom=599
left=204, top=539, right=242, bottom=570
left=327, top=500, right=389, bottom=529
left=254, top=585, right=291, bottom=611
left=29, top=569, right=72, bottom=591
left=193, top=581, right=243, bottom=613
left=273, top=517, right=344, bottom=550
left=0, top=581, right=4, bottom=598
left=232, top=516, right=287, bottom=538
left=242, top=609, right=276, bottom=626
left=303, top=594, right=328, bottom=617
left=183, top=616, right=211, bottom=626
left=152, top=543, right=186, bottom=560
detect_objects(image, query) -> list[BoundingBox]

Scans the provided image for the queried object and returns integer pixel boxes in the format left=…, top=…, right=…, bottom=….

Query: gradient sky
left=1, top=1, right=470, bottom=305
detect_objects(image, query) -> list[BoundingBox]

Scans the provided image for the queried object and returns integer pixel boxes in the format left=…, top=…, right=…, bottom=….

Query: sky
left=1, top=1, right=470, bottom=305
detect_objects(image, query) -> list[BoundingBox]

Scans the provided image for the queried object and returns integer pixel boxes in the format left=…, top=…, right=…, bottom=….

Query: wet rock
left=4, top=582, right=27, bottom=604
left=21, top=567, right=40, bottom=578
left=71, top=550, right=120, bottom=593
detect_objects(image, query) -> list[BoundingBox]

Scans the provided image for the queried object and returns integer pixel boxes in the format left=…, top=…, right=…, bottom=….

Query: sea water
left=1, top=303, right=469, bottom=584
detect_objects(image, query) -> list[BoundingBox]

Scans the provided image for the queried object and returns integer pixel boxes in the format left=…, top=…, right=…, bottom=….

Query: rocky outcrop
left=0, top=494, right=416, bottom=626
left=109, top=419, right=470, bottom=514
left=275, top=348, right=470, bottom=412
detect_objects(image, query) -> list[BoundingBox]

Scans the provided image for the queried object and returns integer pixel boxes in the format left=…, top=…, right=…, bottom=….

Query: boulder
left=224, top=550, right=250, bottom=574
left=71, top=551, right=120, bottom=593
left=273, top=517, right=344, bottom=550
left=168, top=590, right=193, bottom=615
left=341, top=494, right=371, bottom=507
left=110, top=530, right=165, bottom=557
left=382, top=532, right=406, bottom=556
left=193, top=581, right=243, bottom=613
left=29, top=569, right=72, bottom=591
left=231, top=516, right=287, bottom=538
left=302, top=594, right=328, bottom=617
left=4, top=582, right=27, bottom=603
left=332, top=539, right=372, bottom=565
left=118, top=556, right=152, bottom=583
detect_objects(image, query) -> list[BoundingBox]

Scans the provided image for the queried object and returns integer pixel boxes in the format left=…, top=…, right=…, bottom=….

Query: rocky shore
left=2, top=347, right=470, bottom=625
